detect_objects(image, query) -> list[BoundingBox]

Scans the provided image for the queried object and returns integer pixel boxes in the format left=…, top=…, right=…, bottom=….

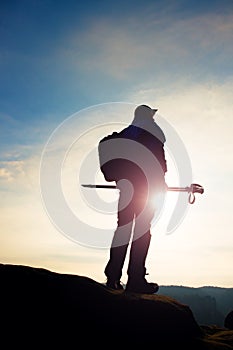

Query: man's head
left=134, top=105, right=158, bottom=119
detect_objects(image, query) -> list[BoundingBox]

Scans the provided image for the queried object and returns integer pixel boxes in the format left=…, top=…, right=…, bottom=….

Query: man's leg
left=125, top=192, right=159, bottom=293
left=127, top=230, right=151, bottom=280
left=104, top=182, right=134, bottom=288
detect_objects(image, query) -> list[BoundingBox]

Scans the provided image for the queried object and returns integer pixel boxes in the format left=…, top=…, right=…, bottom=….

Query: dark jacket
left=121, top=123, right=167, bottom=174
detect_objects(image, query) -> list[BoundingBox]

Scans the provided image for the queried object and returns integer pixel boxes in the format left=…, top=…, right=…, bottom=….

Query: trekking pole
left=81, top=183, right=204, bottom=204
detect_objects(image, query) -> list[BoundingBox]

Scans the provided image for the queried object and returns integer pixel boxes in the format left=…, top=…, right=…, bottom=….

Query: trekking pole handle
left=188, top=183, right=204, bottom=204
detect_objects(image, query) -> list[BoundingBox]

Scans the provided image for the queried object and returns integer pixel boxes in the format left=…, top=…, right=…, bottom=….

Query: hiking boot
left=125, top=278, right=159, bottom=294
left=106, top=279, right=124, bottom=290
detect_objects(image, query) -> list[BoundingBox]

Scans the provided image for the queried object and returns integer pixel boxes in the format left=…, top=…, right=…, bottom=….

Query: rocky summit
left=1, top=263, right=232, bottom=349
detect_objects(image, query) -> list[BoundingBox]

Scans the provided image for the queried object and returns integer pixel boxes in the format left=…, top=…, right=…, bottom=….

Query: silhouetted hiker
left=102, top=105, right=167, bottom=294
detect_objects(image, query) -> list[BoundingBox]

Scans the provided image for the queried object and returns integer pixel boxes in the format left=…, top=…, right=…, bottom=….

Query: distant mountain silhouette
left=1, top=263, right=233, bottom=349
left=158, top=285, right=233, bottom=327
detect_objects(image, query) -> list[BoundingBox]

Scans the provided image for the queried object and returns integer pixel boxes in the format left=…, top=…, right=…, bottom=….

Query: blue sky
left=1, top=0, right=232, bottom=122
left=1, top=0, right=233, bottom=287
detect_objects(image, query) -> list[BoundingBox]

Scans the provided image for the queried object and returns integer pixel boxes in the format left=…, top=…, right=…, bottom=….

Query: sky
left=1, top=0, right=233, bottom=288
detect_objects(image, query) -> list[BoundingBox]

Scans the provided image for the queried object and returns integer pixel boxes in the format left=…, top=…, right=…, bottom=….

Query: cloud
left=0, top=167, right=13, bottom=181
left=0, top=156, right=40, bottom=192
left=63, top=11, right=233, bottom=80
left=0, top=161, right=25, bottom=182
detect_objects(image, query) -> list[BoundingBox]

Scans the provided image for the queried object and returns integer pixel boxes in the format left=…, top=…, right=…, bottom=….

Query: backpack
left=98, top=125, right=167, bottom=182
left=98, top=131, right=124, bottom=182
